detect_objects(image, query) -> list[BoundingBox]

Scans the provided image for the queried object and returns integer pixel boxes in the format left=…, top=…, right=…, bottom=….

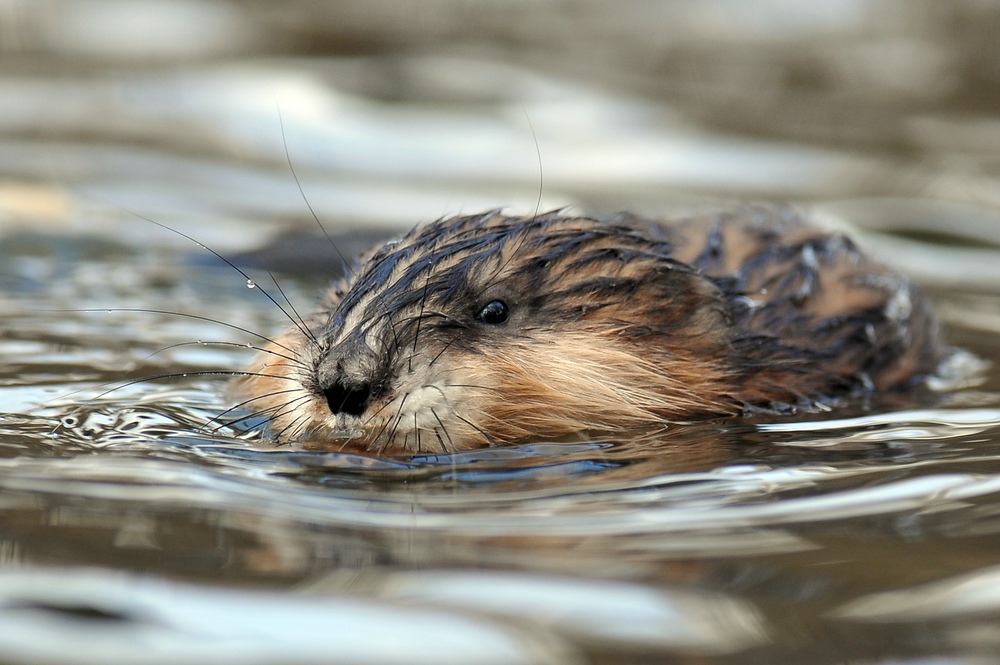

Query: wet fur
left=232, top=207, right=944, bottom=454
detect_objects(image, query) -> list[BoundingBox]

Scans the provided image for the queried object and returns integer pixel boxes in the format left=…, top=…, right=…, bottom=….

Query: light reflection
left=306, top=570, right=769, bottom=654
left=0, top=568, right=569, bottom=665
left=759, top=408, right=1000, bottom=434
left=835, top=564, right=1000, bottom=622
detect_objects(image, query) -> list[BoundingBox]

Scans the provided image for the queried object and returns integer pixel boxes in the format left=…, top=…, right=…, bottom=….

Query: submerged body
left=234, top=207, right=945, bottom=454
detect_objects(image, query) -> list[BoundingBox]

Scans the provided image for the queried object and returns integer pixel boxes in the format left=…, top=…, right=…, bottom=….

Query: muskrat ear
left=475, top=300, right=509, bottom=325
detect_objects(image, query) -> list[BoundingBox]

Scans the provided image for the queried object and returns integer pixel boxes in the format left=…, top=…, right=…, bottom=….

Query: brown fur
left=231, top=208, right=947, bottom=454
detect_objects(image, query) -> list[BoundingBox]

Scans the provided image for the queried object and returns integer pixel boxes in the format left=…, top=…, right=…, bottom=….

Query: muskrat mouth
left=323, top=380, right=372, bottom=418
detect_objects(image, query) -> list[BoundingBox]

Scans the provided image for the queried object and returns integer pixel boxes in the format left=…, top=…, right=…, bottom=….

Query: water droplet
left=245, top=343, right=253, bottom=348
left=246, top=279, right=256, bottom=289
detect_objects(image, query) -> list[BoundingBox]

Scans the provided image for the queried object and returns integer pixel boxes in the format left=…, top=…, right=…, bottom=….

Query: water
left=5, top=2, right=1000, bottom=664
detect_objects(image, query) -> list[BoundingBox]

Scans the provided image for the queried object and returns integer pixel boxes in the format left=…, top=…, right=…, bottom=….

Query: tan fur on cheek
left=462, top=330, right=740, bottom=442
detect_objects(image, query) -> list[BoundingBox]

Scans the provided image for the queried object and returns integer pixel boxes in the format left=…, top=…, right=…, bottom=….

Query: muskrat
left=232, top=207, right=947, bottom=454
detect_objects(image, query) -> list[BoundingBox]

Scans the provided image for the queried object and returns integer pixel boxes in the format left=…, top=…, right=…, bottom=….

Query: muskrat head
left=235, top=211, right=743, bottom=453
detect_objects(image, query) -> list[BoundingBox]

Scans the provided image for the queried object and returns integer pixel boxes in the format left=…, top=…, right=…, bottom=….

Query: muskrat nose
left=323, top=380, right=372, bottom=417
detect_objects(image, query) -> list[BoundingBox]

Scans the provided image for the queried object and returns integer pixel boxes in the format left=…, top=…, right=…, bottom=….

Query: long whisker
left=213, top=387, right=302, bottom=417
left=429, top=407, right=453, bottom=453
left=360, top=391, right=399, bottom=429
left=207, top=388, right=304, bottom=431
left=271, top=410, right=312, bottom=444
left=417, top=385, right=464, bottom=454
left=268, top=272, right=318, bottom=346
left=367, top=406, right=397, bottom=452
left=141, top=340, right=305, bottom=368
left=265, top=395, right=315, bottom=439
left=415, top=412, right=422, bottom=453
left=265, top=392, right=314, bottom=424
left=83, top=370, right=298, bottom=403
left=429, top=336, right=460, bottom=367
left=57, top=308, right=300, bottom=355
left=274, top=101, right=355, bottom=281
left=375, top=393, right=410, bottom=455
left=480, top=111, right=546, bottom=292
left=135, top=216, right=315, bottom=344
left=524, top=107, right=544, bottom=225
left=453, top=412, right=498, bottom=447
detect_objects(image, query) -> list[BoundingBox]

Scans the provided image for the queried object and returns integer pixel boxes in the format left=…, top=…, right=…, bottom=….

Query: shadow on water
left=5, top=2, right=1000, bottom=664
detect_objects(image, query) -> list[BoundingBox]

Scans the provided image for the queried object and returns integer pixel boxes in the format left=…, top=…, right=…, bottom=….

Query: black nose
left=324, top=380, right=372, bottom=417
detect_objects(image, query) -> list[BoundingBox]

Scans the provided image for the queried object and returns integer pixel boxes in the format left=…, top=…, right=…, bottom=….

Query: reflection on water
left=0, top=568, right=569, bottom=665
left=5, top=1, right=1000, bottom=664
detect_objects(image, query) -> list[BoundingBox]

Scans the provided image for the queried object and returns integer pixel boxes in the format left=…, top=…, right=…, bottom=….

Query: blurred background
left=4, top=0, right=1000, bottom=247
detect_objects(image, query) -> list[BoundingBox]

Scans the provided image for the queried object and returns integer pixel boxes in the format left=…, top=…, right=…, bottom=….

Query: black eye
left=476, top=299, right=509, bottom=325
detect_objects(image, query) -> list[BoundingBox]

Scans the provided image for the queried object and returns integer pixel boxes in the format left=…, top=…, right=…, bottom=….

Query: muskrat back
left=233, top=207, right=946, bottom=454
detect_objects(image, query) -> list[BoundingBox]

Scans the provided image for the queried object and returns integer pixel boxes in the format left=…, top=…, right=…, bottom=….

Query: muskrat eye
left=476, top=299, right=509, bottom=325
